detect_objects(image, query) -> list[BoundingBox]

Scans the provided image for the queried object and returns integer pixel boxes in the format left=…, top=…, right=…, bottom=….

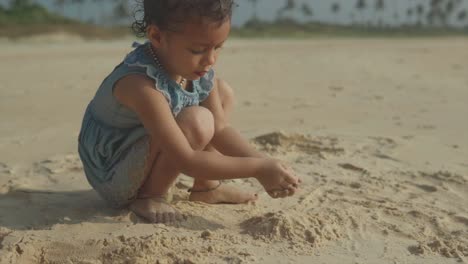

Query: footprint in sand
left=242, top=100, right=252, bottom=107
left=373, top=95, right=384, bottom=101
left=370, top=137, right=398, bottom=149
left=0, top=162, right=13, bottom=175
left=417, top=124, right=436, bottom=130
left=408, top=239, right=468, bottom=259
left=373, top=153, right=401, bottom=163
left=396, top=58, right=405, bottom=64
left=291, top=103, right=313, bottom=109
left=329, top=86, right=344, bottom=92
left=413, top=184, right=438, bottom=193
left=419, top=171, right=466, bottom=185
left=251, top=132, right=344, bottom=159
left=452, top=215, right=468, bottom=227
left=33, top=154, right=83, bottom=175
left=363, top=137, right=401, bottom=162
left=338, top=163, right=369, bottom=175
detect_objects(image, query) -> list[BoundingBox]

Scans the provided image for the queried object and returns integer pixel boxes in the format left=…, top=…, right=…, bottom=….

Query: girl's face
left=148, top=18, right=231, bottom=82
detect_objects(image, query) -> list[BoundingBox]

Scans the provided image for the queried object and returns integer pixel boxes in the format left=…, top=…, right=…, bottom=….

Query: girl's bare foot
left=188, top=182, right=258, bottom=204
left=129, top=197, right=185, bottom=223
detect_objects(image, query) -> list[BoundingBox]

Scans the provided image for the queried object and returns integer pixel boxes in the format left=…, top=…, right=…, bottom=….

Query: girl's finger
left=269, top=190, right=280, bottom=199
left=284, top=174, right=299, bottom=185
left=277, top=189, right=289, bottom=198
left=280, top=182, right=299, bottom=192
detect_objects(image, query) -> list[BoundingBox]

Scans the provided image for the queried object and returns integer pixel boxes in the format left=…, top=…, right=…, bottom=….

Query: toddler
left=78, top=0, right=300, bottom=223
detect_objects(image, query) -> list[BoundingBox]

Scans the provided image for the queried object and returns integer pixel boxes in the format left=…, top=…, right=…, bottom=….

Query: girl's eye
left=189, top=46, right=223, bottom=55
left=189, top=49, right=205, bottom=55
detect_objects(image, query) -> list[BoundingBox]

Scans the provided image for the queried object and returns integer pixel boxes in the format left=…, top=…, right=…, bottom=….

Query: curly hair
left=132, top=0, right=235, bottom=37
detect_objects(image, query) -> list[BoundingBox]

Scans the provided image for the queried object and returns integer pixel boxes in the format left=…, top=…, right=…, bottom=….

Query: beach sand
left=0, top=37, right=467, bottom=263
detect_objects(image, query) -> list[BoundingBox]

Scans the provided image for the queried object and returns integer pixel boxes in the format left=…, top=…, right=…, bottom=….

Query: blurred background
left=1, top=0, right=468, bottom=39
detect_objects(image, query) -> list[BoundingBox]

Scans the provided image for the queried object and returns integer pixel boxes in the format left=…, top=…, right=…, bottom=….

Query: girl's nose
left=203, top=49, right=216, bottom=66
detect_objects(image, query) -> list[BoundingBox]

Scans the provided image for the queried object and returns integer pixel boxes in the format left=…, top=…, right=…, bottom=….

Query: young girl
left=78, top=0, right=300, bottom=223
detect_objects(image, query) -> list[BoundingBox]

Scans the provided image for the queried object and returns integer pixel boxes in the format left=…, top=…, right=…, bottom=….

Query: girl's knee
left=177, top=106, right=215, bottom=150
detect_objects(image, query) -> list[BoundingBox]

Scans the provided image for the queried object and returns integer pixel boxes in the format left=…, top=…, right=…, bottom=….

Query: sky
left=2, top=0, right=468, bottom=28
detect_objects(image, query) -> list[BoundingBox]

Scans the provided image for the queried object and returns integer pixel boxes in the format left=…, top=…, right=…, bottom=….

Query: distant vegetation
left=0, top=0, right=73, bottom=25
left=1, top=0, right=467, bottom=39
left=0, top=0, right=131, bottom=39
left=232, top=18, right=468, bottom=39
left=238, top=0, right=468, bottom=37
left=247, top=0, right=468, bottom=29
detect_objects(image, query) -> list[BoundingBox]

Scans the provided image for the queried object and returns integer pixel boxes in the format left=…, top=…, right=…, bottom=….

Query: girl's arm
left=114, top=75, right=297, bottom=190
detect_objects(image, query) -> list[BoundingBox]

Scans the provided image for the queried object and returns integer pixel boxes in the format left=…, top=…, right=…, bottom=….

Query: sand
left=0, top=36, right=467, bottom=263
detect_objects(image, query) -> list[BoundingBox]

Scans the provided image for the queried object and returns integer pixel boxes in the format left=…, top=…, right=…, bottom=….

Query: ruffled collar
left=124, top=41, right=205, bottom=98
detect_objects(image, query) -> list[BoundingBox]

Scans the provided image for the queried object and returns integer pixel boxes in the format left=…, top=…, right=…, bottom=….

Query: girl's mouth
left=194, top=71, right=208, bottom=77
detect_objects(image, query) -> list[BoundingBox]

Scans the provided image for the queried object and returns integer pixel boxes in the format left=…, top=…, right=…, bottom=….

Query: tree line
left=5, top=0, right=131, bottom=24
left=249, top=0, right=467, bottom=28
left=4, top=0, right=468, bottom=28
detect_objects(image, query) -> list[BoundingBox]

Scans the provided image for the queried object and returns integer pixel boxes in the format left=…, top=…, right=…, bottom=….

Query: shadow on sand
left=0, top=189, right=120, bottom=230
left=0, top=188, right=224, bottom=231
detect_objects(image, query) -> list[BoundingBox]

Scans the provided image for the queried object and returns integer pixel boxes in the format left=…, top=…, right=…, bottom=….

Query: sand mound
left=240, top=209, right=345, bottom=248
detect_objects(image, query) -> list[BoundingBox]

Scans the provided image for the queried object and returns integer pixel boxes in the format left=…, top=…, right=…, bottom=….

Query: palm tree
left=10, top=0, right=33, bottom=9
left=391, top=0, right=400, bottom=26
left=301, top=3, right=313, bottom=18
left=331, top=3, right=340, bottom=15
left=93, top=0, right=107, bottom=25
left=427, top=0, right=449, bottom=27
left=407, top=8, right=414, bottom=26
left=113, top=0, right=130, bottom=23
left=458, top=9, right=467, bottom=24
left=277, top=0, right=296, bottom=20
left=445, top=0, right=463, bottom=27
left=416, top=4, right=424, bottom=27
left=248, top=0, right=259, bottom=22
left=355, top=0, right=367, bottom=26
left=374, top=0, right=385, bottom=28
left=54, top=0, right=66, bottom=14
left=446, top=0, right=454, bottom=12
left=330, top=3, right=341, bottom=24
left=330, top=2, right=341, bottom=24
left=71, top=0, right=85, bottom=21
left=285, top=0, right=296, bottom=9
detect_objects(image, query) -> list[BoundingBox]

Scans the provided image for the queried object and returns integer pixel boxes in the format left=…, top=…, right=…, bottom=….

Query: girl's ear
left=147, top=24, right=163, bottom=48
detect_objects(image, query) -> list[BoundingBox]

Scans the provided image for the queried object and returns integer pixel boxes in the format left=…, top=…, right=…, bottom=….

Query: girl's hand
left=255, top=159, right=301, bottom=199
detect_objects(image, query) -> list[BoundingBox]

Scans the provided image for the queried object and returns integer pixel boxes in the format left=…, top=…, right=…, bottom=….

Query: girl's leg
left=129, top=106, right=215, bottom=223
left=138, top=106, right=216, bottom=198
left=189, top=79, right=258, bottom=203
left=130, top=80, right=257, bottom=223
left=192, top=78, right=234, bottom=191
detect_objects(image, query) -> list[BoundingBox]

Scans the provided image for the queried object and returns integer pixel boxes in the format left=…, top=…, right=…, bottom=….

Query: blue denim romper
left=78, top=42, right=215, bottom=208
